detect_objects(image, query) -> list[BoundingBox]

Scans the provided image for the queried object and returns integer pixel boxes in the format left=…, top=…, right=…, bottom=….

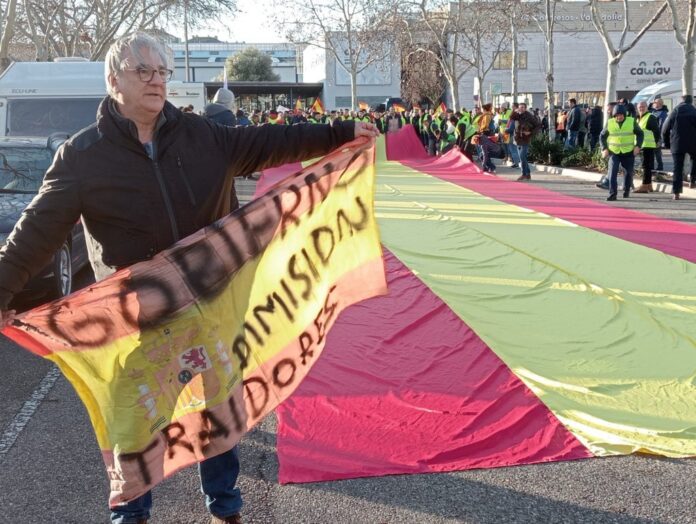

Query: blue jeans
left=565, top=130, right=578, bottom=148
left=518, top=144, right=530, bottom=176
left=479, top=136, right=496, bottom=172
left=111, top=446, right=242, bottom=523
left=608, top=153, right=635, bottom=196
left=506, top=140, right=520, bottom=165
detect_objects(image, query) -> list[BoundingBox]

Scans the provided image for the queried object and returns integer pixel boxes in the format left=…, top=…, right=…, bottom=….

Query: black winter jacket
left=662, top=102, right=696, bottom=154
left=0, top=97, right=355, bottom=308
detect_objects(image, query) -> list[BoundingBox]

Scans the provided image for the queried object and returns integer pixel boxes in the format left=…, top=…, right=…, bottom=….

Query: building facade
left=303, top=37, right=401, bottom=110
left=454, top=1, right=693, bottom=110
left=171, top=42, right=304, bottom=83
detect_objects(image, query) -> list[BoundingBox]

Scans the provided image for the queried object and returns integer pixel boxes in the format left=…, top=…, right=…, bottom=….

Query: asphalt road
left=1, top=173, right=694, bottom=524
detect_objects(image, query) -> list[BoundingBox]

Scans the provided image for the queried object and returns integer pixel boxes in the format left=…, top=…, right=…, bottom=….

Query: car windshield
left=0, top=147, right=53, bottom=192
left=8, top=98, right=101, bottom=136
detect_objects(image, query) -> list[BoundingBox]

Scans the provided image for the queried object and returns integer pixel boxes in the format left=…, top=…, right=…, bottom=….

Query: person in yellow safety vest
left=439, top=116, right=458, bottom=154
left=458, top=109, right=471, bottom=126
left=497, top=103, right=515, bottom=163
left=634, top=101, right=661, bottom=194
left=599, top=104, right=643, bottom=201
left=357, top=109, right=371, bottom=123
left=308, top=111, right=322, bottom=124
left=267, top=109, right=283, bottom=124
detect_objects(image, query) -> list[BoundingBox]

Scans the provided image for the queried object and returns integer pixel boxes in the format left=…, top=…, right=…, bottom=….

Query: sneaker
left=211, top=514, right=242, bottom=524
left=606, top=194, right=617, bottom=201
left=510, top=164, right=519, bottom=168
left=517, top=174, right=531, bottom=181
left=595, top=182, right=609, bottom=190
left=673, top=194, right=681, bottom=200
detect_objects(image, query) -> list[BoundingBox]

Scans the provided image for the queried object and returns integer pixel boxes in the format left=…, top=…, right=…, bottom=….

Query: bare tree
left=666, top=0, right=696, bottom=97
left=588, top=0, right=668, bottom=113
left=530, top=0, right=558, bottom=139
left=8, top=0, right=236, bottom=63
left=397, top=0, right=475, bottom=111
left=401, top=46, right=445, bottom=108
left=454, top=0, right=510, bottom=107
left=0, top=0, right=17, bottom=69
left=286, top=0, right=395, bottom=110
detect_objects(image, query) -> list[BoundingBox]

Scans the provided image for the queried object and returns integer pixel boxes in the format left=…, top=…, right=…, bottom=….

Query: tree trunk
left=475, top=75, right=484, bottom=105
left=448, top=75, right=459, bottom=111
left=511, top=19, right=518, bottom=102
left=683, top=41, right=694, bottom=97
left=545, top=45, right=555, bottom=140
left=0, top=0, right=17, bottom=71
left=350, top=69, right=358, bottom=110
left=605, top=57, right=619, bottom=117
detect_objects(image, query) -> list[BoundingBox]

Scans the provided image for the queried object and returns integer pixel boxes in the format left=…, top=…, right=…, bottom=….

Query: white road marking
left=0, top=366, right=61, bottom=461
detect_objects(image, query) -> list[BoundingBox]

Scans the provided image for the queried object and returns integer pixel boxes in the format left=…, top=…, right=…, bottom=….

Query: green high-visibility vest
left=268, top=116, right=281, bottom=125
left=638, top=113, right=656, bottom=149
left=607, top=117, right=636, bottom=154
left=498, top=109, right=512, bottom=126
left=457, top=114, right=471, bottom=127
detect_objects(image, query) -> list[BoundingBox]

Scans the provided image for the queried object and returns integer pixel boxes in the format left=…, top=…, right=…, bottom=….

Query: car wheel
left=52, top=242, right=73, bottom=299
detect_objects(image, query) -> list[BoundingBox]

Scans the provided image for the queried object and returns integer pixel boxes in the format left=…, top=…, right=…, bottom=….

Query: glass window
left=493, top=51, right=527, bottom=70
left=7, top=98, right=102, bottom=137
left=0, top=147, right=53, bottom=192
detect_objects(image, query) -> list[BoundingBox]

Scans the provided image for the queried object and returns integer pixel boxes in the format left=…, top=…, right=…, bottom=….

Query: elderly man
left=0, top=33, right=378, bottom=524
left=650, top=97, right=669, bottom=171
left=599, top=105, right=643, bottom=201
left=634, top=101, right=661, bottom=193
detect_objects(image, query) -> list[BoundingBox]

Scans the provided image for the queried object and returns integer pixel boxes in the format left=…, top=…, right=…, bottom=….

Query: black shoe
left=623, top=192, right=630, bottom=198
left=510, top=164, right=519, bottom=168
left=606, top=194, right=617, bottom=201
left=596, top=183, right=609, bottom=189
left=517, top=174, right=531, bottom=181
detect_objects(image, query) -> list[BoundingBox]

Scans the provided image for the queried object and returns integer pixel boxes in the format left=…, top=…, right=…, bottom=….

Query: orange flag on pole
left=310, top=98, right=325, bottom=114
left=433, top=102, right=447, bottom=119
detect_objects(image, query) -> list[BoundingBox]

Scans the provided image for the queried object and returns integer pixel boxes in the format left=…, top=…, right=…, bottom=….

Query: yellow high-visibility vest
left=638, top=113, right=656, bottom=149
left=607, top=117, right=636, bottom=154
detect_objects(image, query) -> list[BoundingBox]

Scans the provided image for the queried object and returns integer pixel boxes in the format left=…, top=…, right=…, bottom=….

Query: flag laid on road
left=3, top=137, right=386, bottom=507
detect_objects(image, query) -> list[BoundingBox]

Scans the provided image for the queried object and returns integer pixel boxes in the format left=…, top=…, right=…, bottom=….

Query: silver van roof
left=0, top=61, right=106, bottom=97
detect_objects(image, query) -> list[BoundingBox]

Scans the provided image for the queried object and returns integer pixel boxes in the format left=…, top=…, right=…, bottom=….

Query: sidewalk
left=495, top=149, right=696, bottom=199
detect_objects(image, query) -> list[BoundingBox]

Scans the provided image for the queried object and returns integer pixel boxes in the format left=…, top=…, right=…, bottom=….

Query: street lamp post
left=183, top=0, right=190, bottom=82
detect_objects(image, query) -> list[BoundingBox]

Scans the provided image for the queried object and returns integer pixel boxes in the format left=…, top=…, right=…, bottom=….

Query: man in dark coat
left=0, top=32, right=379, bottom=524
left=565, top=98, right=582, bottom=148
left=662, top=94, right=696, bottom=199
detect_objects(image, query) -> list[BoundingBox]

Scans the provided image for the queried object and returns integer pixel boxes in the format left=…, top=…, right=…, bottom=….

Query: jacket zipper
left=152, top=158, right=180, bottom=242
left=176, top=156, right=197, bottom=206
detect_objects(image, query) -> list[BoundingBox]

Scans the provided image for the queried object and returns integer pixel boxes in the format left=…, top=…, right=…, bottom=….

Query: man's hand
left=633, top=146, right=641, bottom=156
left=0, top=310, right=16, bottom=329
left=602, top=149, right=609, bottom=159
left=354, top=121, right=380, bottom=138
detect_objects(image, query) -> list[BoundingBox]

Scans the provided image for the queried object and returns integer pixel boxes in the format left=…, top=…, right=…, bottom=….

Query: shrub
left=528, top=134, right=565, bottom=165
left=560, top=148, right=593, bottom=168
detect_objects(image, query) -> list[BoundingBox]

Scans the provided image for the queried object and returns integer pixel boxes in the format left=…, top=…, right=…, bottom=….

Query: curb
left=527, top=163, right=696, bottom=199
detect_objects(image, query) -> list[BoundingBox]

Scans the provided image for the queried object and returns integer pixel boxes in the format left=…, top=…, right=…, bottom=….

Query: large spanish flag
left=2, top=137, right=386, bottom=505
left=273, top=125, right=696, bottom=483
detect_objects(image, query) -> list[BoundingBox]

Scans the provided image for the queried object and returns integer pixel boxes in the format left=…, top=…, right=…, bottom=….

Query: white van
left=0, top=61, right=206, bottom=137
left=631, top=80, right=690, bottom=111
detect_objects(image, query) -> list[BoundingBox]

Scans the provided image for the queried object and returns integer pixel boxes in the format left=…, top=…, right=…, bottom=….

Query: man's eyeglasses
left=124, top=67, right=173, bottom=83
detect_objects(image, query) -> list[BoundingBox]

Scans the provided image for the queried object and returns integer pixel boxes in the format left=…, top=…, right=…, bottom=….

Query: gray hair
left=104, top=33, right=171, bottom=97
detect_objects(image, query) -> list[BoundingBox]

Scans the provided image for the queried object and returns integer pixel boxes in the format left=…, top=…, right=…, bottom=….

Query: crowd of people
left=195, top=87, right=696, bottom=202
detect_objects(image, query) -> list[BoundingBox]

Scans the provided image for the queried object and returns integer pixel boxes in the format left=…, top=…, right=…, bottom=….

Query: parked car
left=0, top=134, right=89, bottom=302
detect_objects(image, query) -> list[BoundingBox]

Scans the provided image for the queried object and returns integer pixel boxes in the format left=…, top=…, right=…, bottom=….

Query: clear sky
left=167, top=0, right=287, bottom=44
